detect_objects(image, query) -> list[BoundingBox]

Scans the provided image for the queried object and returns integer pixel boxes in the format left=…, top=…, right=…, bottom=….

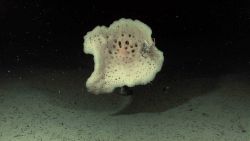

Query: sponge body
left=84, top=18, right=164, bottom=94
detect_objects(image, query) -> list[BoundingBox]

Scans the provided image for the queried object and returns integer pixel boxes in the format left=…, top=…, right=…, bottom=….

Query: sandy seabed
left=0, top=67, right=249, bottom=141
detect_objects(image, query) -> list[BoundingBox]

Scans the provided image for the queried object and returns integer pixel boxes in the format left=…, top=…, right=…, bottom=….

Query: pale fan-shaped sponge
left=83, top=18, right=164, bottom=94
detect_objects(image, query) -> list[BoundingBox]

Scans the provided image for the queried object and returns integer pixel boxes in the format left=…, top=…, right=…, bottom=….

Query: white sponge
left=83, top=18, right=164, bottom=94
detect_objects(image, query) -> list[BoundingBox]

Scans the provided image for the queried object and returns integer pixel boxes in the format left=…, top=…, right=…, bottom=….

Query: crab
left=140, top=38, right=155, bottom=57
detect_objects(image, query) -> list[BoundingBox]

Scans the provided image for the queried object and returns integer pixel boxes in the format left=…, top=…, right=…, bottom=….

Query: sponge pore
left=83, top=18, right=164, bottom=94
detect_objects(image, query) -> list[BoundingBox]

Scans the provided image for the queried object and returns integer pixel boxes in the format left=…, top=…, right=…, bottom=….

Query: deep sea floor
left=0, top=67, right=249, bottom=141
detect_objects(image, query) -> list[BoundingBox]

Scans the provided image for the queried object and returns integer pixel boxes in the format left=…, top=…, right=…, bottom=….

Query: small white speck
left=163, top=86, right=170, bottom=94
left=16, top=56, right=20, bottom=62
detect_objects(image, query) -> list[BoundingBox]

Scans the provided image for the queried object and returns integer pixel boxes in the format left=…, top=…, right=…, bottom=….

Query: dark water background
left=0, top=1, right=249, bottom=71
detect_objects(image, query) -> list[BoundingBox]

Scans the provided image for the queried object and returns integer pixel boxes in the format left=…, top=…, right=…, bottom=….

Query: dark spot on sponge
left=109, top=50, right=112, bottom=54
left=132, top=49, right=135, bottom=53
left=125, top=40, right=129, bottom=45
left=118, top=41, right=122, bottom=48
